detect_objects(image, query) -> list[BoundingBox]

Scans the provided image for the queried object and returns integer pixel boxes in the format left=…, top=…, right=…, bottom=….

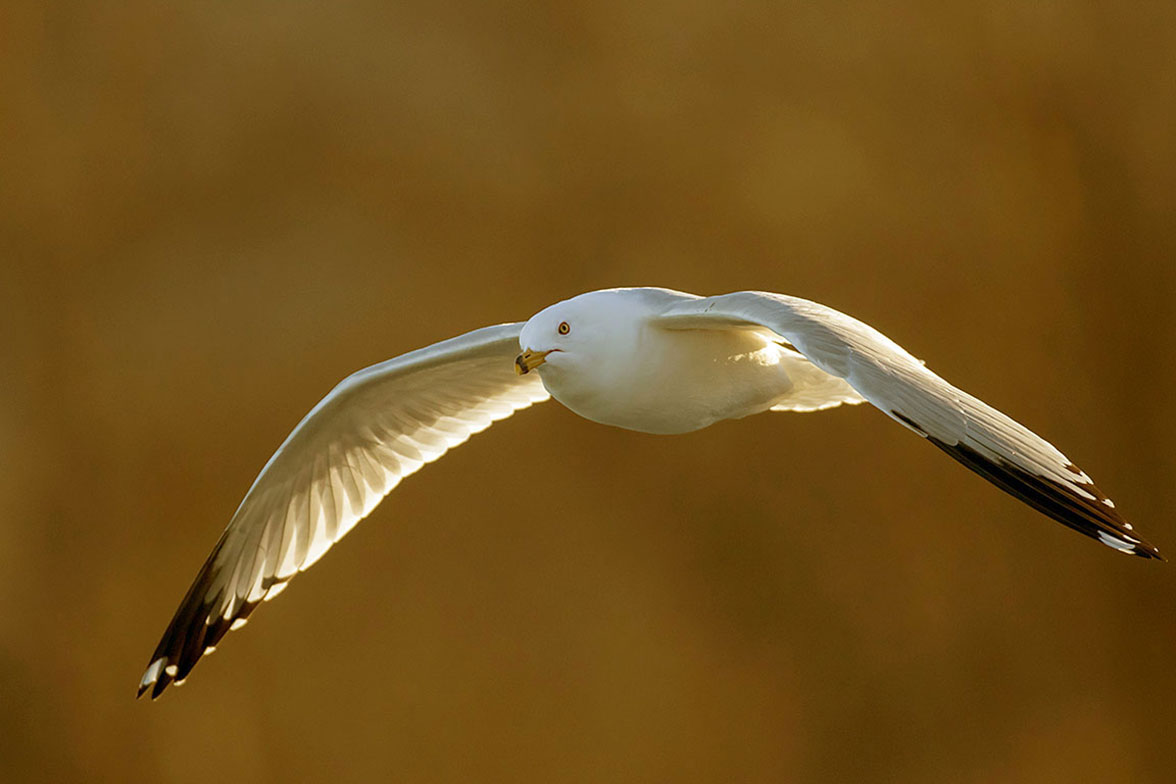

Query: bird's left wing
left=139, top=323, right=549, bottom=698
left=652, top=291, right=1160, bottom=559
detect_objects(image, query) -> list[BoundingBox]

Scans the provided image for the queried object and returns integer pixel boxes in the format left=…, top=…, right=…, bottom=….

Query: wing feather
left=139, top=323, right=548, bottom=698
left=654, top=292, right=1160, bottom=559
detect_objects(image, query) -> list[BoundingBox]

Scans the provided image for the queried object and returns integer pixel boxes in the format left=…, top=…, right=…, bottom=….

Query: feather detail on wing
left=138, top=323, right=548, bottom=698
left=654, top=292, right=1160, bottom=559
left=770, top=348, right=866, bottom=412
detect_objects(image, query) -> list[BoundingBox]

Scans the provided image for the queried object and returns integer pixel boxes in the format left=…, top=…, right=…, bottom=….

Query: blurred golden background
left=3, top=1, right=1175, bottom=781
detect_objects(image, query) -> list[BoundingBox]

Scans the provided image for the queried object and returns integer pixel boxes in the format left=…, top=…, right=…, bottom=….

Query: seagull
left=138, top=287, right=1160, bottom=698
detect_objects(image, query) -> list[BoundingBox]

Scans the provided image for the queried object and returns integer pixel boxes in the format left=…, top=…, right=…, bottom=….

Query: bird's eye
left=557, top=321, right=570, bottom=335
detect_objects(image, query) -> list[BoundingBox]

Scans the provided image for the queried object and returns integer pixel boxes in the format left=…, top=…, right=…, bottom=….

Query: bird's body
left=525, top=288, right=834, bottom=433
left=138, top=287, right=1160, bottom=699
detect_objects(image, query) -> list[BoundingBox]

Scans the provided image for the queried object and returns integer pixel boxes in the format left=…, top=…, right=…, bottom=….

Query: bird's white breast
left=540, top=325, right=793, bottom=435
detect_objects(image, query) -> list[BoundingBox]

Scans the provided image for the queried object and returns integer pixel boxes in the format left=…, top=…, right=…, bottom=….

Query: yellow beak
left=515, top=348, right=552, bottom=375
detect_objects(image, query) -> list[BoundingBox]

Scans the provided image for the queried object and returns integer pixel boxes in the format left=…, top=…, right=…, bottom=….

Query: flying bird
left=138, top=287, right=1160, bottom=698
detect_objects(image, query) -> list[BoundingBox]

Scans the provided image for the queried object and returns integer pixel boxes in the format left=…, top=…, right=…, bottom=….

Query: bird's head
left=516, top=289, right=652, bottom=385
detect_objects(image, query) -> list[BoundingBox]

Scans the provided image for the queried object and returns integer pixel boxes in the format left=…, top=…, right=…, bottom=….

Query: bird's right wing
left=139, top=322, right=549, bottom=698
left=653, top=291, right=1160, bottom=559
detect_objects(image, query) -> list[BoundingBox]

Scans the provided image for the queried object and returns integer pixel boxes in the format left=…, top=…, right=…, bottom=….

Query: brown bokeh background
left=4, top=1, right=1175, bottom=781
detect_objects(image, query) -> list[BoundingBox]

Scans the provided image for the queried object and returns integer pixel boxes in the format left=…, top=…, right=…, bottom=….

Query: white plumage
left=139, top=287, right=1159, bottom=699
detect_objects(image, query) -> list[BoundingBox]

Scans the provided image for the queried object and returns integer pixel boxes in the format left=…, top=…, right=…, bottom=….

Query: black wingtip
left=1134, top=543, right=1164, bottom=562
left=923, top=436, right=1162, bottom=559
left=137, top=657, right=172, bottom=701
left=151, top=671, right=172, bottom=699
